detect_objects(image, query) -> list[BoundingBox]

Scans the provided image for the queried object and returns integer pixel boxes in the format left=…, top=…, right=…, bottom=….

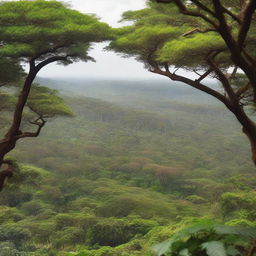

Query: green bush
left=0, top=206, right=23, bottom=224
left=0, top=242, right=25, bottom=256
left=0, top=224, right=31, bottom=248
left=51, top=227, right=85, bottom=248
left=221, top=191, right=256, bottom=220
left=21, top=200, right=52, bottom=216
left=88, top=217, right=156, bottom=247
left=185, top=195, right=207, bottom=204
left=152, top=219, right=256, bottom=256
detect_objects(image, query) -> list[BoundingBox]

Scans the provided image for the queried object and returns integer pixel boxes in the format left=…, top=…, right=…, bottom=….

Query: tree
left=108, top=1, right=256, bottom=165
left=0, top=0, right=111, bottom=190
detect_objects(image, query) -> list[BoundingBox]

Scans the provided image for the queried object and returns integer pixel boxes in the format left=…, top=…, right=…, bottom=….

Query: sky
left=38, top=0, right=166, bottom=79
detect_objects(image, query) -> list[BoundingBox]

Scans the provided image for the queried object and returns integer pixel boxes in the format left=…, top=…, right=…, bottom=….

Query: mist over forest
left=1, top=77, right=254, bottom=255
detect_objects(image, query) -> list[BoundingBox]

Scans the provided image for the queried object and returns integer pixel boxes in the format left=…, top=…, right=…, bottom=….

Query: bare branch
left=182, top=28, right=216, bottom=37
left=242, top=49, right=256, bottom=65
left=31, top=44, right=66, bottom=62
left=222, top=6, right=240, bottom=23
left=190, top=0, right=215, bottom=16
left=193, top=69, right=202, bottom=77
left=173, top=67, right=179, bottom=74
left=150, top=64, right=230, bottom=108
left=195, top=68, right=213, bottom=82
left=236, top=82, right=250, bottom=97
left=35, top=56, right=69, bottom=71
left=16, top=102, right=47, bottom=140
left=156, top=0, right=218, bottom=27
left=228, top=66, right=238, bottom=81
left=16, top=118, right=46, bottom=139
left=157, top=0, right=239, bottom=24
left=238, top=0, right=256, bottom=48
left=207, top=51, right=238, bottom=103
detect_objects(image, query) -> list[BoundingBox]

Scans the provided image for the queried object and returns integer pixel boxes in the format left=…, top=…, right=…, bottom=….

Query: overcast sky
left=37, top=0, right=167, bottom=79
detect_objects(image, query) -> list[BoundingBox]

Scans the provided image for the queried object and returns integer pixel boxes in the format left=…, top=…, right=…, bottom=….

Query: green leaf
left=152, top=240, right=173, bottom=256
left=172, top=219, right=215, bottom=240
left=179, top=248, right=191, bottom=256
left=201, top=241, right=227, bottom=256
left=214, top=225, right=256, bottom=240
left=226, top=246, right=241, bottom=256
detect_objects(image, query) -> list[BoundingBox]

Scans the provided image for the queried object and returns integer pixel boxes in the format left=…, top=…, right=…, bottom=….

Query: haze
left=37, top=0, right=165, bottom=79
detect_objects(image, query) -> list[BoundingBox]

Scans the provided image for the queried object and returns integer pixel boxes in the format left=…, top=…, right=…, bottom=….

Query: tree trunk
left=231, top=104, right=256, bottom=165
left=0, top=65, right=37, bottom=190
left=0, top=138, right=17, bottom=190
left=243, top=127, right=256, bottom=164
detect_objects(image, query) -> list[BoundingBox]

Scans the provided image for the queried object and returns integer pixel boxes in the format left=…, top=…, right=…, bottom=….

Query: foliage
left=27, top=84, right=74, bottom=118
left=108, top=3, right=224, bottom=68
left=87, top=218, right=156, bottom=246
left=0, top=80, right=255, bottom=255
left=0, top=58, right=24, bottom=85
left=0, top=0, right=111, bottom=62
left=221, top=191, right=256, bottom=225
left=152, top=219, right=256, bottom=256
left=0, top=0, right=112, bottom=192
left=0, top=0, right=255, bottom=254
left=108, top=0, right=256, bottom=165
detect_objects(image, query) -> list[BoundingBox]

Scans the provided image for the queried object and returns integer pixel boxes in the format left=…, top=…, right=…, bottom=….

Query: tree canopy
left=0, top=0, right=112, bottom=190
left=0, top=59, right=24, bottom=86
left=0, top=0, right=111, bottom=64
left=109, top=0, right=256, bottom=165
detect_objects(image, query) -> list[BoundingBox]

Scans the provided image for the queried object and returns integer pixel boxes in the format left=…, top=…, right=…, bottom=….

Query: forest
left=0, top=0, right=256, bottom=256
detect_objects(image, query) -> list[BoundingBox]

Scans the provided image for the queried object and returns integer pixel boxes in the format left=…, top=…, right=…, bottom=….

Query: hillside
left=1, top=79, right=255, bottom=255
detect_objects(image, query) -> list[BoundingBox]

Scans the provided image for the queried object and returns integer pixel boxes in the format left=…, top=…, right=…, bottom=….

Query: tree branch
left=156, top=0, right=217, bottom=27
left=195, top=68, right=213, bottom=82
left=156, top=0, right=241, bottom=25
left=207, top=52, right=238, bottom=104
left=149, top=64, right=230, bottom=108
left=242, top=49, right=256, bottom=65
left=16, top=118, right=46, bottom=139
left=4, top=65, right=38, bottom=140
left=228, top=66, right=238, bottom=81
left=212, top=0, right=231, bottom=32
left=222, top=6, right=240, bottom=23
left=237, top=0, right=256, bottom=48
left=182, top=28, right=216, bottom=37
left=35, top=56, right=69, bottom=71
left=190, top=0, right=215, bottom=16
left=31, top=44, right=66, bottom=62
left=236, top=82, right=250, bottom=97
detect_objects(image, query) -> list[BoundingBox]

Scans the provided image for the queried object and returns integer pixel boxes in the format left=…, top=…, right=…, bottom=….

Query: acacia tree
left=0, top=0, right=111, bottom=189
left=108, top=0, right=256, bottom=165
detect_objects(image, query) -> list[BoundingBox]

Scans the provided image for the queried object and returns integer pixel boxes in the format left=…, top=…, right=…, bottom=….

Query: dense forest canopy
left=0, top=79, right=255, bottom=255
left=109, top=0, right=256, bottom=165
